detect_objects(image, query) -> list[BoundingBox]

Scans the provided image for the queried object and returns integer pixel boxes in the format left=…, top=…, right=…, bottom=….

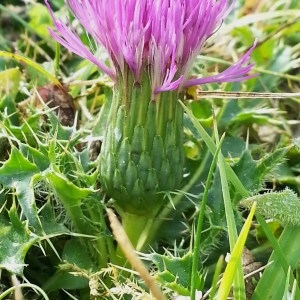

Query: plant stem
left=85, top=202, right=109, bottom=268
left=114, top=211, right=157, bottom=266
left=122, top=213, right=152, bottom=249
left=54, top=42, right=60, bottom=78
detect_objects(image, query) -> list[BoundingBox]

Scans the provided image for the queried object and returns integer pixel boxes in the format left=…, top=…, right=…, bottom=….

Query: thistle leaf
left=0, top=147, right=42, bottom=230
left=0, top=206, right=38, bottom=275
left=233, top=147, right=289, bottom=195
left=151, top=252, right=203, bottom=296
left=240, top=188, right=300, bottom=225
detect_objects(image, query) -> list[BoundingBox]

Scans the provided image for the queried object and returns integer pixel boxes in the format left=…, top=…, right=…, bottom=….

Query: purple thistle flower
left=45, top=0, right=258, bottom=219
left=45, top=0, right=256, bottom=94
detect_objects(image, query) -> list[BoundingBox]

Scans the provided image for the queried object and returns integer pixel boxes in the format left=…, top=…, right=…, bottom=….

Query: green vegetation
left=0, top=0, right=300, bottom=299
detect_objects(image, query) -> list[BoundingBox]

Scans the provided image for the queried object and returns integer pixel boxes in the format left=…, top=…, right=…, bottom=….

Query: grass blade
left=217, top=203, right=256, bottom=300
left=253, top=220, right=300, bottom=299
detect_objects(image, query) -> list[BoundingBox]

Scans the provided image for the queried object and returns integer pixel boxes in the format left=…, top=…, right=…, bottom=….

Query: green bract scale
left=100, top=70, right=184, bottom=214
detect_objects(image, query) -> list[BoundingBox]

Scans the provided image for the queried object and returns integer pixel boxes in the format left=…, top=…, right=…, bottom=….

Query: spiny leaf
left=19, top=143, right=50, bottom=171
left=45, top=169, right=93, bottom=234
left=0, top=206, right=38, bottom=275
left=0, top=147, right=42, bottom=229
left=46, top=171, right=91, bottom=206
left=39, top=201, right=70, bottom=236
left=233, top=147, right=289, bottom=196
left=151, top=252, right=203, bottom=296
left=0, top=147, right=39, bottom=184
left=240, top=188, right=300, bottom=225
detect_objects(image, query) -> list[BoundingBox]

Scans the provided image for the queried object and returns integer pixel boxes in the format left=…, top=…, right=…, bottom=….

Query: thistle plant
left=45, top=0, right=256, bottom=249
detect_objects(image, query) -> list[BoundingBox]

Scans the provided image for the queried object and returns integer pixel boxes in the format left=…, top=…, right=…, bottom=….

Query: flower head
left=45, top=0, right=256, bottom=94
left=45, top=0, right=258, bottom=216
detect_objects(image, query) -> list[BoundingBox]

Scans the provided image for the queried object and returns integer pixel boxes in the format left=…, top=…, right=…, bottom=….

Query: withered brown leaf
left=34, top=83, right=76, bottom=127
